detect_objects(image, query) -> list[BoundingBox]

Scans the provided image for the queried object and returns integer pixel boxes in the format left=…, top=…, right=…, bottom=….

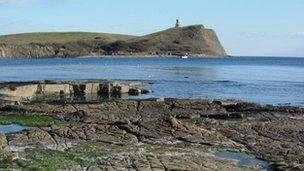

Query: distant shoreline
left=0, top=54, right=230, bottom=60
left=0, top=25, right=227, bottom=59
left=76, top=54, right=230, bottom=59
left=1, top=55, right=304, bottom=60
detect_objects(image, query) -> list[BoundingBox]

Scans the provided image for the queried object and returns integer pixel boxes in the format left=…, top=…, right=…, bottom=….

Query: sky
left=0, top=0, right=303, bottom=57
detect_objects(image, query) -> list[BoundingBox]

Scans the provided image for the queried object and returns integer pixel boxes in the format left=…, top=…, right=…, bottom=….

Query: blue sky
left=0, top=0, right=303, bottom=57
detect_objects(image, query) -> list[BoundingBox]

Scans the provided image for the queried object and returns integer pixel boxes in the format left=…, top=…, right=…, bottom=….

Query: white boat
left=181, top=55, right=188, bottom=59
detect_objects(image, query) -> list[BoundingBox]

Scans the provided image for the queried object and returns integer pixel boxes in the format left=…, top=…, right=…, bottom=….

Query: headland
left=0, top=24, right=227, bottom=59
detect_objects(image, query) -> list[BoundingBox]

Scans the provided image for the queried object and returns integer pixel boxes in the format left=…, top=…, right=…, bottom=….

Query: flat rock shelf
left=0, top=97, right=303, bottom=170
left=0, top=81, right=151, bottom=102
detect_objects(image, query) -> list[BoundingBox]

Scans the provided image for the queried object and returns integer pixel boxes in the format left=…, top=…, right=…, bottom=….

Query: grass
left=0, top=25, right=201, bottom=45
left=0, top=115, right=65, bottom=127
left=0, top=32, right=136, bottom=45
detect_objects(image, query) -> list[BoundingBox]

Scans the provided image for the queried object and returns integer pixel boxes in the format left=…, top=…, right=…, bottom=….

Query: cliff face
left=0, top=41, right=106, bottom=58
left=128, top=25, right=227, bottom=56
left=0, top=25, right=227, bottom=58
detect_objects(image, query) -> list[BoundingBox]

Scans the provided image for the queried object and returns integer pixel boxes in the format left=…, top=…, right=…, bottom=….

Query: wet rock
left=98, top=83, right=111, bottom=96
left=170, top=100, right=227, bottom=119
left=168, top=116, right=184, bottom=131
left=137, top=100, right=174, bottom=117
left=202, top=112, right=245, bottom=119
left=91, top=148, right=257, bottom=171
left=8, top=128, right=74, bottom=151
left=113, top=84, right=130, bottom=94
left=37, top=122, right=139, bottom=146
left=2, top=99, right=304, bottom=170
left=72, top=84, right=86, bottom=97
left=0, top=134, right=12, bottom=161
left=141, top=89, right=151, bottom=94
left=213, top=99, right=240, bottom=106
left=270, top=161, right=304, bottom=171
left=0, top=104, right=27, bottom=113
left=129, top=88, right=141, bottom=95
left=64, top=110, right=88, bottom=123
left=224, top=102, right=264, bottom=112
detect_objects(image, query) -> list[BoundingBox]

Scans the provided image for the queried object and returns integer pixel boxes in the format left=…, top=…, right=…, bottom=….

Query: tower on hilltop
left=175, top=19, right=181, bottom=28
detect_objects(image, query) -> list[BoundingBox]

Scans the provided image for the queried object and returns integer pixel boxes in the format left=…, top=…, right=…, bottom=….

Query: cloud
left=0, top=0, right=78, bottom=5
left=237, top=31, right=277, bottom=39
left=0, top=0, right=36, bottom=5
left=289, top=32, right=304, bottom=39
left=237, top=31, right=304, bottom=40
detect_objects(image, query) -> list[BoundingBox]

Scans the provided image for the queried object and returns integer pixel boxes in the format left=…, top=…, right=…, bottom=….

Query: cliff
left=0, top=25, right=227, bottom=58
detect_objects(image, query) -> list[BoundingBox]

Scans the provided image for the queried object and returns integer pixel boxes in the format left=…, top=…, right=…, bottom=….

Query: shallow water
left=0, top=57, right=303, bottom=106
left=214, top=151, right=271, bottom=170
left=0, top=124, right=28, bottom=134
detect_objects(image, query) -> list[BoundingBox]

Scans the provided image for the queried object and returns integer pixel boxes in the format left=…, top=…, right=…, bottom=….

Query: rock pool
left=214, top=151, right=272, bottom=170
left=0, top=124, right=29, bottom=134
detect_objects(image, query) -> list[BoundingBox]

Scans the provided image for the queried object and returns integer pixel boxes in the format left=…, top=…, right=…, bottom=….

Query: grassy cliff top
left=0, top=25, right=205, bottom=45
left=0, top=32, right=136, bottom=45
left=0, top=25, right=227, bottom=57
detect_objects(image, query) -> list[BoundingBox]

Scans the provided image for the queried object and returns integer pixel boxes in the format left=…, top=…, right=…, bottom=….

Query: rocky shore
left=0, top=96, right=304, bottom=170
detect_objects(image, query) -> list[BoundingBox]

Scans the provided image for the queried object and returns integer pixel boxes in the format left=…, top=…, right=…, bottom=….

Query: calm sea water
left=0, top=57, right=303, bottom=107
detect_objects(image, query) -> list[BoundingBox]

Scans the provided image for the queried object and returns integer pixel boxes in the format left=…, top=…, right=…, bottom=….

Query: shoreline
left=0, top=80, right=303, bottom=108
left=0, top=54, right=231, bottom=60
left=77, top=54, right=231, bottom=58
left=0, top=98, right=303, bottom=170
left=2, top=55, right=304, bottom=60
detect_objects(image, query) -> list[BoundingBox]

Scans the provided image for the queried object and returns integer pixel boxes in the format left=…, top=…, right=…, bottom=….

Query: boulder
left=141, top=89, right=151, bottom=94
left=72, top=84, right=86, bottom=96
left=99, top=83, right=111, bottom=96
left=129, top=88, right=141, bottom=95
left=114, top=84, right=130, bottom=94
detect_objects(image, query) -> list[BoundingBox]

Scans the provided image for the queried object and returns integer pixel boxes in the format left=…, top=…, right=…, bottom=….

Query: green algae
left=1, top=143, right=212, bottom=170
left=0, top=115, right=65, bottom=127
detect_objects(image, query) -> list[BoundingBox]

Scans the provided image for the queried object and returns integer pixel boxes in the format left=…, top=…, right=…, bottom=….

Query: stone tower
left=175, top=19, right=181, bottom=28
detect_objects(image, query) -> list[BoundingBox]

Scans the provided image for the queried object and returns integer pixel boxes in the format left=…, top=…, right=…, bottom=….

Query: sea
left=0, top=56, right=303, bottom=107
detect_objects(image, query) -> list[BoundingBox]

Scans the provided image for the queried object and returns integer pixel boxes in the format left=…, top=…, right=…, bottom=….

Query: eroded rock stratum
left=0, top=81, right=150, bottom=102
left=0, top=97, right=303, bottom=170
